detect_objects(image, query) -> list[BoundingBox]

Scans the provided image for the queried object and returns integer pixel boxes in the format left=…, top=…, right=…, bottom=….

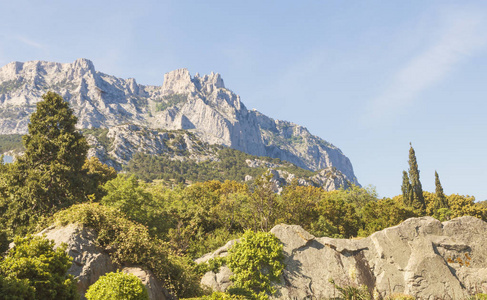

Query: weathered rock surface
left=199, top=216, right=487, bottom=299
left=0, top=59, right=358, bottom=183
left=122, top=267, right=174, bottom=300
left=39, top=224, right=172, bottom=300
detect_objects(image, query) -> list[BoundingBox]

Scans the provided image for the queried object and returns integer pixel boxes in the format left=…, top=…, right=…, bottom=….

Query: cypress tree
left=434, top=171, right=448, bottom=210
left=408, top=143, right=426, bottom=213
left=401, top=170, right=413, bottom=207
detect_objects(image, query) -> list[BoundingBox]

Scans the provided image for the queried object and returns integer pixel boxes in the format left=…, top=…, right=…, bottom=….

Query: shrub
left=49, top=203, right=202, bottom=298
left=85, top=271, right=148, bottom=300
left=226, top=230, right=284, bottom=300
left=0, top=235, right=78, bottom=300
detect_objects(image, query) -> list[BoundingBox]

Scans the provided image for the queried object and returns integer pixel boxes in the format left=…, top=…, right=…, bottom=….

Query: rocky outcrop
left=39, top=224, right=172, bottom=300
left=199, top=217, right=487, bottom=299
left=0, top=59, right=358, bottom=184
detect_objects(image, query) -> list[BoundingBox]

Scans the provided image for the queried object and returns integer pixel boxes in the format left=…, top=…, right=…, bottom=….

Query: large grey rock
left=199, top=217, right=487, bottom=299
left=39, top=224, right=115, bottom=298
left=0, top=59, right=358, bottom=184
left=39, top=224, right=173, bottom=300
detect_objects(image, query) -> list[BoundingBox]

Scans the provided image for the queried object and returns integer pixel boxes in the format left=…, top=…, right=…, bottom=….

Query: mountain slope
left=0, top=58, right=358, bottom=184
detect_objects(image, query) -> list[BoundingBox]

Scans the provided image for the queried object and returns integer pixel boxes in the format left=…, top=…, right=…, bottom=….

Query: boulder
left=199, top=216, right=487, bottom=299
left=122, top=267, right=175, bottom=300
left=39, top=224, right=115, bottom=298
left=39, top=224, right=173, bottom=300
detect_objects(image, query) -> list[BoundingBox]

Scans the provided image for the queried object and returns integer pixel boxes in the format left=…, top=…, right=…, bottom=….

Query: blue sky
left=1, top=0, right=486, bottom=200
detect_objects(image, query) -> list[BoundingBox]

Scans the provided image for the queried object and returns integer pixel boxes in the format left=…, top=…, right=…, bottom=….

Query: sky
left=1, top=0, right=486, bottom=200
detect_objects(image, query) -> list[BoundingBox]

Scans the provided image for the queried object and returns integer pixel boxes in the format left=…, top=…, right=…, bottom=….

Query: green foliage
left=359, top=198, right=417, bottom=237
left=310, top=191, right=362, bottom=238
left=82, top=157, right=118, bottom=200
left=124, top=146, right=316, bottom=187
left=278, top=183, right=321, bottom=231
left=196, top=256, right=227, bottom=275
left=0, top=134, right=24, bottom=153
left=432, top=171, right=448, bottom=214
left=189, top=292, right=247, bottom=300
left=155, top=93, right=188, bottom=111
left=101, top=175, right=154, bottom=225
left=0, top=235, right=78, bottom=300
left=227, top=230, right=284, bottom=300
left=85, top=271, right=149, bottom=300
left=447, top=194, right=486, bottom=220
left=0, top=275, right=35, bottom=300
left=50, top=203, right=201, bottom=298
left=405, top=144, right=426, bottom=213
left=329, top=278, right=371, bottom=300
left=0, top=79, right=24, bottom=94
left=401, top=171, right=412, bottom=207
left=249, top=172, right=279, bottom=232
left=82, top=128, right=111, bottom=150
left=0, top=92, right=90, bottom=235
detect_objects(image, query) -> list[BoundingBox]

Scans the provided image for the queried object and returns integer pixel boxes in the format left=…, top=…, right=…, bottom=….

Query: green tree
left=249, top=172, right=279, bottom=232
left=404, top=144, right=425, bottom=213
left=0, top=235, right=78, bottom=300
left=83, top=157, right=117, bottom=200
left=85, top=271, right=148, bottom=300
left=433, top=171, right=448, bottom=212
left=359, top=198, right=417, bottom=236
left=1, top=92, right=89, bottom=234
left=310, top=190, right=362, bottom=238
left=401, top=171, right=413, bottom=207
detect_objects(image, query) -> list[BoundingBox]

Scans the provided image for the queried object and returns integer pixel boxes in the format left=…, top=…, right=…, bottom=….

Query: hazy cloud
left=14, top=35, right=45, bottom=50
left=364, top=9, right=487, bottom=125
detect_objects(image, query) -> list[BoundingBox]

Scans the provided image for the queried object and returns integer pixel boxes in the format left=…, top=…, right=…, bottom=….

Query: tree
left=85, top=271, right=148, bottom=300
left=249, top=171, right=280, bottom=232
left=401, top=171, right=413, bottom=207
left=434, top=171, right=448, bottom=210
left=1, top=92, right=89, bottom=234
left=403, top=144, right=425, bottom=213
left=0, top=235, right=78, bottom=300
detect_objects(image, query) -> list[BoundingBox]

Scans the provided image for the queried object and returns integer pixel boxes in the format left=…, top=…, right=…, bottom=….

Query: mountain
left=0, top=58, right=358, bottom=184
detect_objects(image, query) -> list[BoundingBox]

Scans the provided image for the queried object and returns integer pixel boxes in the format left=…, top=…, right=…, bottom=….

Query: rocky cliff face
left=199, top=216, right=487, bottom=299
left=0, top=59, right=357, bottom=183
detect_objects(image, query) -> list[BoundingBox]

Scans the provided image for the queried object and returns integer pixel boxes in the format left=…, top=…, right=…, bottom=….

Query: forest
left=0, top=92, right=485, bottom=300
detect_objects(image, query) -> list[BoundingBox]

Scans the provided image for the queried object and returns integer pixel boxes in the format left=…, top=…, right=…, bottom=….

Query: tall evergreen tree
left=401, top=171, right=413, bottom=207
left=408, top=143, right=426, bottom=213
left=1, top=92, right=89, bottom=233
left=434, top=171, right=448, bottom=210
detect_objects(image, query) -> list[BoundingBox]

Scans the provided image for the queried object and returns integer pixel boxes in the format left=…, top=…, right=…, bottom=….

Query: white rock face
left=199, top=216, right=487, bottom=299
left=0, top=59, right=357, bottom=182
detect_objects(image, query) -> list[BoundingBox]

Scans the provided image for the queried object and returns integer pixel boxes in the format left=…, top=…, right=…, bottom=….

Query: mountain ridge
left=0, top=58, right=358, bottom=184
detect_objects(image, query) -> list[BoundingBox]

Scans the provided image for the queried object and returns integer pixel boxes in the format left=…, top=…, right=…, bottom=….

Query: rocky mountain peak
left=162, top=68, right=194, bottom=95
left=0, top=59, right=359, bottom=185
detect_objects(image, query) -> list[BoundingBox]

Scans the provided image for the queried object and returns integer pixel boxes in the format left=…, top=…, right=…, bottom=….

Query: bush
left=0, top=235, right=78, bottom=300
left=85, top=271, right=148, bottom=300
left=49, top=203, right=202, bottom=298
left=226, top=230, right=284, bottom=300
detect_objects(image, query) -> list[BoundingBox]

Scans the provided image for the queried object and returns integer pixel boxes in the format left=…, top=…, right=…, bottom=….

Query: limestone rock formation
left=0, top=59, right=358, bottom=184
left=39, top=224, right=115, bottom=298
left=198, top=216, right=487, bottom=299
left=39, top=224, right=172, bottom=300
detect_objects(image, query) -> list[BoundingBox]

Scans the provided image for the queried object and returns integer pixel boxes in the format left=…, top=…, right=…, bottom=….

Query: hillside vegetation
left=0, top=92, right=486, bottom=299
